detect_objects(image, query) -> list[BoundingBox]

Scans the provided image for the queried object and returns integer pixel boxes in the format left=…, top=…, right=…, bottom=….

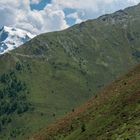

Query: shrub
left=81, top=123, right=86, bottom=132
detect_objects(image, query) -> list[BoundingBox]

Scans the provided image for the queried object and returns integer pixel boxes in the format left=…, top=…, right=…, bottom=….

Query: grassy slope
left=0, top=4, right=140, bottom=140
left=29, top=63, right=140, bottom=140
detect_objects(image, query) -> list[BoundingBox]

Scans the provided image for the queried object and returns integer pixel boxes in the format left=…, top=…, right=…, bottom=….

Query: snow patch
left=0, top=26, right=36, bottom=54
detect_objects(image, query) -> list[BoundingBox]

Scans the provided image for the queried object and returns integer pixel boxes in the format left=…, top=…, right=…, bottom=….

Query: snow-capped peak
left=0, top=26, right=36, bottom=54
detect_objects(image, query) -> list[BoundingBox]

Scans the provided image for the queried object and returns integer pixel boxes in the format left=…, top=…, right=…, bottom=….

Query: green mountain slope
left=0, top=3, right=140, bottom=140
left=29, top=63, right=140, bottom=140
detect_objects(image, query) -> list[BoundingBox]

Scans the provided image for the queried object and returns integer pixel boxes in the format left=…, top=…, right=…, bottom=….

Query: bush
left=81, top=123, right=86, bottom=132
left=15, top=62, right=23, bottom=71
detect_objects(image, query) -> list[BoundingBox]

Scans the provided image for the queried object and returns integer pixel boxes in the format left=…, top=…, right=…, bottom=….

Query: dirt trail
left=11, top=53, right=47, bottom=59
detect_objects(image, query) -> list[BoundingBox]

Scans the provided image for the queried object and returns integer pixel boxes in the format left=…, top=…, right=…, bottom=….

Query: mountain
left=0, top=26, right=35, bottom=54
left=29, top=63, right=140, bottom=140
left=0, top=3, right=140, bottom=140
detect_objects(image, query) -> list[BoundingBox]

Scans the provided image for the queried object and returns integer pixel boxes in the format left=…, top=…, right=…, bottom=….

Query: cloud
left=52, top=0, right=140, bottom=9
left=0, top=0, right=68, bottom=34
left=0, top=0, right=140, bottom=34
left=30, top=0, right=41, bottom=4
left=66, top=12, right=83, bottom=24
left=52, top=0, right=140, bottom=21
left=40, top=4, right=68, bottom=32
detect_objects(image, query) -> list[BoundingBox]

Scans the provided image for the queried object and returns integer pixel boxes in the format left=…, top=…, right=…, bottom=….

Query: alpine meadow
left=0, top=2, right=140, bottom=140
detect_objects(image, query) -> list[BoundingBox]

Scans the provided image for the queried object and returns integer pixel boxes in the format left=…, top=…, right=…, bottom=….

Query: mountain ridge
left=0, top=26, right=35, bottom=54
left=0, top=3, right=140, bottom=140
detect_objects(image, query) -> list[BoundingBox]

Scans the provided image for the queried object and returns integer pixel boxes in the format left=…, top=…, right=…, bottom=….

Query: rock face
left=0, top=26, right=35, bottom=54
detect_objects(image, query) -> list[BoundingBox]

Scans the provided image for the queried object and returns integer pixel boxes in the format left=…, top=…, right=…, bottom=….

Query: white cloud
left=52, top=0, right=140, bottom=9
left=30, top=0, right=41, bottom=4
left=40, top=4, right=68, bottom=32
left=67, top=12, right=83, bottom=24
left=52, top=0, right=140, bottom=21
left=0, top=0, right=68, bottom=34
left=0, top=0, right=140, bottom=34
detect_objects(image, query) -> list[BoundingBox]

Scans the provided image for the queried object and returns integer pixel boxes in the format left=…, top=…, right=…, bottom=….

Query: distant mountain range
left=0, top=26, right=35, bottom=54
left=0, top=3, right=140, bottom=140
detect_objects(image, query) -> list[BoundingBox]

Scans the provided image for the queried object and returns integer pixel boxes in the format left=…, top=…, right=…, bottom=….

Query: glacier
left=0, top=26, right=36, bottom=54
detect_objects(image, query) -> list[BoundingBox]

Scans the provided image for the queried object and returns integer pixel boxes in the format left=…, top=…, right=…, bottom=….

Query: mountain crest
left=0, top=26, right=36, bottom=54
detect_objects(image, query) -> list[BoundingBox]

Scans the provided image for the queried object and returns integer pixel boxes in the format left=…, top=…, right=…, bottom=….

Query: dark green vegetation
left=0, top=63, right=32, bottom=139
left=0, top=3, right=140, bottom=140
left=29, top=62, right=140, bottom=140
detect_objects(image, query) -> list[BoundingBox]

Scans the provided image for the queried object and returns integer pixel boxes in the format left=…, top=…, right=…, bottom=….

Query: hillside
left=29, top=63, right=140, bottom=140
left=0, top=3, right=140, bottom=140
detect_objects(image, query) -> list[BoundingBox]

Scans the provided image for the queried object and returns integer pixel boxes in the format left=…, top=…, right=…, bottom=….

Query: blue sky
left=30, top=0, right=52, bottom=10
left=30, top=1, right=77, bottom=25
left=30, top=0, right=140, bottom=27
left=0, top=0, right=140, bottom=34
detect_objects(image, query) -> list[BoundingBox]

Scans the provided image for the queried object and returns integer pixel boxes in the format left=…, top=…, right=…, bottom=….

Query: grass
left=30, top=64, right=140, bottom=140
left=0, top=3, right=140, bottom=140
